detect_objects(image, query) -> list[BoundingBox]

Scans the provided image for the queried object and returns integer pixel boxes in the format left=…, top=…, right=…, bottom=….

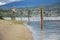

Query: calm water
left=4, top=17, right=60, bottom=40
left=27, top=21, right=60, bottom=40
left=4, top=17, right=60, bottom=21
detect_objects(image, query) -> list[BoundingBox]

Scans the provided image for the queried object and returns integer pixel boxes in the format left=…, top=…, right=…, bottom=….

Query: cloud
left=0, top=2, right=6, bottom=5
left=8, top=0, right=23, bottom=2
left=0, top=0, right=23, bottom=2
left=0, top=0, right=24, bottom=5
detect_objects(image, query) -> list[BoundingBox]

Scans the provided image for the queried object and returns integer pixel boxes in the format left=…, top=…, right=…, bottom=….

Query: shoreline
left=23, top=23, right=34, bottom=40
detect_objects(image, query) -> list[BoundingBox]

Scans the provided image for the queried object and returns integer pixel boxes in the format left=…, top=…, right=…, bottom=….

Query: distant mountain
left=0, top=0, right=59, bottom=8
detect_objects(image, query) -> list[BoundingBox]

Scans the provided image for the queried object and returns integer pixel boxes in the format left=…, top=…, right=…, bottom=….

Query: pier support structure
left=27, top=9, right=30, bottom=24
left=20, top=9, right=23, bottom=21
left=40, top=8, right=44, bottom=40
left=11, top=6, right=16, bottom=20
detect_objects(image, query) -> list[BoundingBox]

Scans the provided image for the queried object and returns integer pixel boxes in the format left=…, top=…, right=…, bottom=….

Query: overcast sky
left=0, top=0, right=60, bottom=5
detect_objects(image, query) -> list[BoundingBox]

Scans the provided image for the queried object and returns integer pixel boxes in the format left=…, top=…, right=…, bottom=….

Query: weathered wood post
left=40, top=8, right=44, bottom=40
left=0, top=12, right=3, bottom=19
left=27, top=9, right=30, bottom=24
left=11, top=7, right=16, bottom=20
left=20, top=9, right=23, bottom=21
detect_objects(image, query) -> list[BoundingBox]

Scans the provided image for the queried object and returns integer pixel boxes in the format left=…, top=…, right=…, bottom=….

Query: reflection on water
left=28, top=21, right=60, bottom=40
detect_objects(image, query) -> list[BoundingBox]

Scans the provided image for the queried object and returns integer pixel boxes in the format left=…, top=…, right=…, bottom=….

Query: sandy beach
left=0, top=20, right=33, bottom=40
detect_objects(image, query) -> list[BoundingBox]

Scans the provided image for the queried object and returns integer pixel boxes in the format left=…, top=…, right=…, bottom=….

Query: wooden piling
left=27, top=9, right=30, bottom=24
left=11, top=6, right=16, bottom=20
left=20, top=10, right=23, bottom=21
left=40, top=8, right=44, bottom=40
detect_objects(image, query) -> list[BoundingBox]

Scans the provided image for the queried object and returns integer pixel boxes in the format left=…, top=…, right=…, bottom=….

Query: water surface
left=28, top=21, right=60, bottom=40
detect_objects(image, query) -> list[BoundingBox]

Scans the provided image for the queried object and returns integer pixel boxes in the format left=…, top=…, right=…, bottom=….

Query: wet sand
left=0, top=20, right=33, bottom=40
